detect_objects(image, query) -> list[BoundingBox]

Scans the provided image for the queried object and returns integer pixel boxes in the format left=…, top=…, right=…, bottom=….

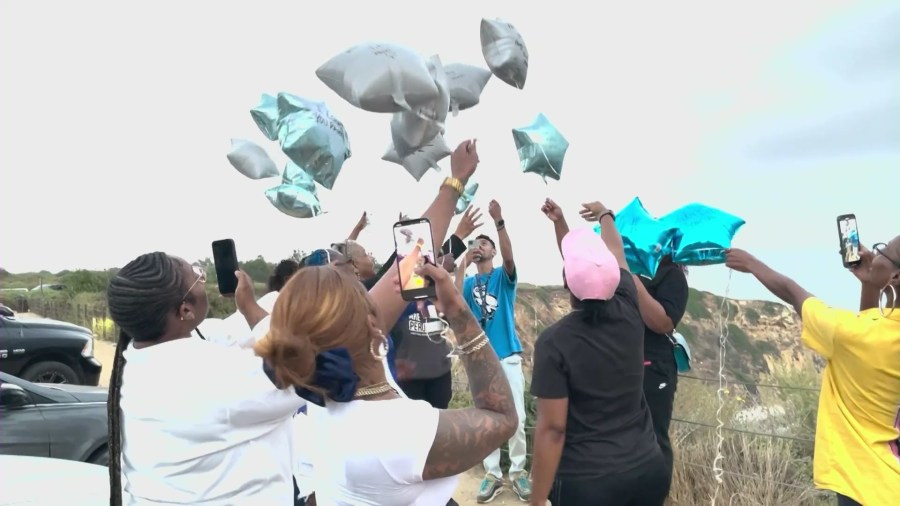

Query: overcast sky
left=1, top=0, right=897, bottom=311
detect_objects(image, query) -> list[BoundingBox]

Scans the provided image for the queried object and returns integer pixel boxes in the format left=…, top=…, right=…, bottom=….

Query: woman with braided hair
left=106, top=252, right=304, bottom=505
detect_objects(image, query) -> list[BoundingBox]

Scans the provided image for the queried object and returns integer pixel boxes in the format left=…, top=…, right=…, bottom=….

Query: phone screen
left=393, top=218, right=437, bottom=300
left=837, top=214, right=861, bottom=267
left=212, top=239, right=239, bottom=295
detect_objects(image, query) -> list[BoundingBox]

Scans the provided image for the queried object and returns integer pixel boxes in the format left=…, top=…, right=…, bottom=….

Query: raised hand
left=355, top=211, right=369, bottom=230
left=540, top=198, right=564, bottom=222
left=579, top=201, right=610, bottom=222
left=488, top=200, right=503, bottom=221
left=724, top=248, right=758, bottom=273
left=454, top=205, right=484, bottom=239
left=450, top=139, right=479, bottom=183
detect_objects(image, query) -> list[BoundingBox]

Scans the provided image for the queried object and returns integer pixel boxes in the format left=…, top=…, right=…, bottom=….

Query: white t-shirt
left=119, top=337, right=305, bottom=505
left=310, top=398, right=459, bottom=505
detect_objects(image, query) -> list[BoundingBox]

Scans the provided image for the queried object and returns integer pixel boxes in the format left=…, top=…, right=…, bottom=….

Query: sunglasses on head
left=301, top=248, right=353, bottom=268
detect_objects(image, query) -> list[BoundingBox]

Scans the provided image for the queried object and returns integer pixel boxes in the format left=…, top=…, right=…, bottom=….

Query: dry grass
left=452, top=360, right=831, bottom=505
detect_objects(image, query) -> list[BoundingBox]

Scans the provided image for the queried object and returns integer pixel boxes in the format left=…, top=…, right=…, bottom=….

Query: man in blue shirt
left=462, top=200, right=531, bottom=503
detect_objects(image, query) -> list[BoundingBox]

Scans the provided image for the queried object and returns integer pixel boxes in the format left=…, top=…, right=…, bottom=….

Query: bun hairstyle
left=254, top=266, right=378, bottom=392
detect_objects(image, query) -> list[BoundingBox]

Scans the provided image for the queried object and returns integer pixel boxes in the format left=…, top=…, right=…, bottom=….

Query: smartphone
left=836, top=214, right=861, bottom=268
left=212, top=239, right=240, bottom=295
left=393, top=218, right=437, bottom=301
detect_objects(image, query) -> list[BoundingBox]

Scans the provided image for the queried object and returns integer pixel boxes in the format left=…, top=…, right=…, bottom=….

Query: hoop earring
left=879, top=284, right=897, bottom=318
left=370, top=332, right=388, bottom=360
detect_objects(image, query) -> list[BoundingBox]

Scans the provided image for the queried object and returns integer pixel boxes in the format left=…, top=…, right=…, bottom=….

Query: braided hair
left=105, top=252, right=191, bottom=505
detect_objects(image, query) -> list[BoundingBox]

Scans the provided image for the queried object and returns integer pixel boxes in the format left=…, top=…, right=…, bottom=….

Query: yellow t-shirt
left=801, top=298, right=900, bottom=505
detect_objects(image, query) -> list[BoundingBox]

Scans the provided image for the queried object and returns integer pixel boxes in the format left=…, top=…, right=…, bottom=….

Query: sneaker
left=476, top=474, right=503, bottom=503
left=510, top=472, right=532, bottom=501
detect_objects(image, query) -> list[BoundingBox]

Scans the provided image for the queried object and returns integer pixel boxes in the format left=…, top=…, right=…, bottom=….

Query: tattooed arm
left=422, top=296, right=517, bottom=480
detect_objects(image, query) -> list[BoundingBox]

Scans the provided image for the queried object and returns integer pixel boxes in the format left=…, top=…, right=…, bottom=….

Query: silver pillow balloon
left=250, top=94, right=280, bottom=141
left=281, top=162, right=318, bottom=195
left=445, top=63, right=492, bottom=115
left=455, top=182, right=479, bottom=215
left=316, top=42, right=440, bottom=113
left=480, top=18, right=529, bottom=89
left=226, top=139, right=280, bottom=180
left=275, top=93, right=351, bottom=190
left=382, top=134, right=452, bottom=182
left=389, top=55, right=450, bottom=159
left=265, top=184, right=323, bottom=219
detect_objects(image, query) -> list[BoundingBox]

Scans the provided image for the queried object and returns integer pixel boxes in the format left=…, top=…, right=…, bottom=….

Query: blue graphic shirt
left=463, top=267, right=521, bottom=359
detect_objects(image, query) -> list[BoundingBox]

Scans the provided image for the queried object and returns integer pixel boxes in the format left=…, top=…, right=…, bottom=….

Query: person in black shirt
left=530, top=199, right=667, bottom=506
left=633, top=255, right=688, bottom=495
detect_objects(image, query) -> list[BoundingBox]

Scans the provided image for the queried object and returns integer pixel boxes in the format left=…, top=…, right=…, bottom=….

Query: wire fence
left=447, top=367, right=827, bottom=502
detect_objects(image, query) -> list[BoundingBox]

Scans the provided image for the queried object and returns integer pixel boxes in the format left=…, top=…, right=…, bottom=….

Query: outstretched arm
left=489, top=200, right=516, bottom=278
left=422, top=292, right=517, bottom=479
left=347, top=211, right=367, bottom=241
left=726, top=249, right=812, bottom=315
left=581, top=202, right=629, bottom=272
left=540, top=198, right=569, bottom=258
left=369, top=140, right=479, bottom=334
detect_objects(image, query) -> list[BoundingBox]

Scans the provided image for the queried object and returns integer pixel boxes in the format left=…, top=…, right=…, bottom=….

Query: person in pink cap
left=528, top=199, right=667, bottom=506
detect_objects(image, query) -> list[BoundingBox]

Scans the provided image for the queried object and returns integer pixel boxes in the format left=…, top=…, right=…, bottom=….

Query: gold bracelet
left=442, top=177, right=464, bottom=195
left=457, top=331, right=486, bottom=350
left=461, top=337, right=490, bottom=355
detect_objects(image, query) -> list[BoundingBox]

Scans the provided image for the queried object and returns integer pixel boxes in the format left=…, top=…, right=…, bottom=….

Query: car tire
left=21, top=361, right=80, bottom=384
left=88, top=445, right=109, bottom=466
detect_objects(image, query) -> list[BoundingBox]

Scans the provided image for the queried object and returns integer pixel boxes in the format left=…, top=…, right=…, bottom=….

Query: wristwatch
left=495, top=219, right=505, bottom=230
left=598, top=210, right=615, bottom=222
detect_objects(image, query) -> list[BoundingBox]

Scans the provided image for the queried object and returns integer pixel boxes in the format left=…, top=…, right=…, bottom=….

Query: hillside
left=512, top=284, right=819, bottom=385
left=2, top=264, right=819, bottom=385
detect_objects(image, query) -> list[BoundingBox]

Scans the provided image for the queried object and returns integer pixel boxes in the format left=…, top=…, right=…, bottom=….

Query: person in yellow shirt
left=725, top=237, right=900, bottom=506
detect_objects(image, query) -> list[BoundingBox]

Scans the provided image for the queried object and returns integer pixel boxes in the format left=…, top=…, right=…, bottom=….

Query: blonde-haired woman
left=256, top=260, right=517, bottom=505
left=726, top=237, right=900, bottom=506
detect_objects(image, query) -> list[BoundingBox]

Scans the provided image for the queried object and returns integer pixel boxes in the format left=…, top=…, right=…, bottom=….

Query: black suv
left=0, top=305, right=102, bottom=385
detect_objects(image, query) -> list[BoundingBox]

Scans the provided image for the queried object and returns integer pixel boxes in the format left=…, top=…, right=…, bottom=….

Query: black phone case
left=212, top=240, right=239, bottom=295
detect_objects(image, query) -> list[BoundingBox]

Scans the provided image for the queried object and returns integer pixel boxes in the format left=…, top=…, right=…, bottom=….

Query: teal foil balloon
left=282, top=162, right=317, bottom=195
left=250, top=94, right=279, bottom=141
left=512, top=113, right=569, bottom=182
left=275, top=93, right=351, bottom=190
left=265, top=184, right=323, bottom=219
left=455, top=182, right=479, bottom=215
left=613, top=197, right=678, bottom=278
left=660, top=203, right=746, bottom=265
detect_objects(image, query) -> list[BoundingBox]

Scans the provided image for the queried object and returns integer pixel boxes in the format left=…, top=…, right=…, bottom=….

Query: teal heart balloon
left=250, top=94, right=279, bottom=141
left=455, top=182, right=479, bottom=215
left=660, top=204, right=746, bottom=265
left=512, top=113, right=569, bottom=182
left=281, top=162, right=317, bottom=195
left=275, top=93, right=351, bottom=190
left=612, top=197, right=678, bottom=277
left=265, top=184, right=323, bottom=219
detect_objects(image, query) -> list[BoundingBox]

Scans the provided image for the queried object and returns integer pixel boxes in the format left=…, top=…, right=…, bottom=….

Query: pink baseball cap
left=562, top=228, right=621, bottom=301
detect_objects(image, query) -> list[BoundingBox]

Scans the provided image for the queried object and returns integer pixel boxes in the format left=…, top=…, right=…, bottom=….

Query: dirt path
left=92, top=340, right=521, bottom=504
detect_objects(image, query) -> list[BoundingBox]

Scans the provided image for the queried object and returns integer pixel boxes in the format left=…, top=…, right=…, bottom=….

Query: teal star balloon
left=660, top=204, right=746, bottom=265
left=610, top=197, right=678, bottom=277
left=512, top=113, right=569, bottom=182
left=281, top=162, right=317, bottom=196
left=455, top=182, right=479, bottom=215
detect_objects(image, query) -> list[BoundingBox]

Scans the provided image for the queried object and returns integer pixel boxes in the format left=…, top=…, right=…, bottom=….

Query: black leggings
left=643, top=358, right=678, bottom=495
left=398, top=371, right=452, bottom=409
left=549, top=451, right=669, bottom=506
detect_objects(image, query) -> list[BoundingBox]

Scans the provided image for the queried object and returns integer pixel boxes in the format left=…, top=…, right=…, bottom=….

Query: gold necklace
left=353, top=382, right=395, bottom=399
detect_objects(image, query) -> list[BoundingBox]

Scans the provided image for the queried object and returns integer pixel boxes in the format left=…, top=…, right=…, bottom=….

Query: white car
left=0, top=455, right=108, bottom=505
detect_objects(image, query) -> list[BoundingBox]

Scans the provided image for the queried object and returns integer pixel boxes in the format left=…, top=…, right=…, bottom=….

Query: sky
left=1, top=0, right=898, bottom=312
